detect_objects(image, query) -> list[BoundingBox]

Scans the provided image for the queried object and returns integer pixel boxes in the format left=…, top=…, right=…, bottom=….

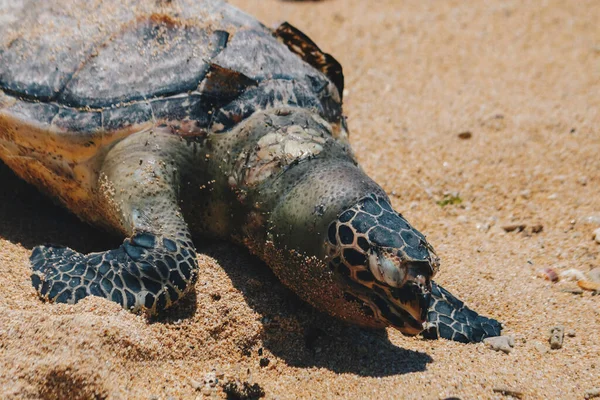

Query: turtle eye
left=368, top=250, right=407, bottom=288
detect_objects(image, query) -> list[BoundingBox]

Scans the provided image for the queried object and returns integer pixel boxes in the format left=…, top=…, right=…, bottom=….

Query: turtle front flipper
left=421, top=282, right=502, bottom=343
left=30, top=231, right=196, bottom=313
left=29, top=128, right=198, bottom=314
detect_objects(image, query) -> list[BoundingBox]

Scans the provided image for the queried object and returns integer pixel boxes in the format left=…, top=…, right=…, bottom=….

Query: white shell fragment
left=483, top=335, right=515, bottom=354
left=560, top=269, right=587, bottom=282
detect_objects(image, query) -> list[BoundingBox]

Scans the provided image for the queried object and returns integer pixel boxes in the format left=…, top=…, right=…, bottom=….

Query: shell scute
left=58, top=19, right=228, bottom=109
left=102, top=103, right=154, bottom=132
left=53, top=107, right=102, bottom=134
left=151, top=95, right=210, bottom=127
left=0, top=0, right=343, bottom=146
left=6, top=101, right=58, bottom=127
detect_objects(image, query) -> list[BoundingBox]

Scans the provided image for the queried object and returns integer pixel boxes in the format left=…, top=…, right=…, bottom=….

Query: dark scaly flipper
left=421, top=282, right=502, bottom=343
left=30, top=232, right=197, bottom=313
left=29, top=128, right=198, bottom=314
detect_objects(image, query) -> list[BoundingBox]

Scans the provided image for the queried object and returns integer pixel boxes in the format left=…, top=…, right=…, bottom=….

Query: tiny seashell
left=538, top=267, right=559, bottom=282
left=577, top=280, right=600, bottom=291
left=560, top=269, right=587, bottom=282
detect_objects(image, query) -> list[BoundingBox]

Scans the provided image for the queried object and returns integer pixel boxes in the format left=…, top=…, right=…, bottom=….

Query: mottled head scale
left=326, top=194, right=440, bottom=335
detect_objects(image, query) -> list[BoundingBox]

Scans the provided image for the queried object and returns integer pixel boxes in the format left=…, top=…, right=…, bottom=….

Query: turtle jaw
left=338, top=268, right=432, bottom=335
left=369, top=276, right=432, bottom=336
left=348, top=253, right=435, bottom=334
left=404, top=267, right=433, bottom=323
left=391, top=280, right=432, bottom=335
left=386, top=261, right=436, bottom=334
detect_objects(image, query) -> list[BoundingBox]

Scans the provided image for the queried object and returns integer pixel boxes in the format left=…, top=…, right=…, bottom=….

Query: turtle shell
left=0, top=0, right=344, bottom=218
left=0, top=0, right=342, bottom=149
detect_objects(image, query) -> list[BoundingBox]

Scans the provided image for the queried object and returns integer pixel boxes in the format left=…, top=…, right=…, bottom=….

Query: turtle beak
left=400, top=265, right=433, bottom=329
left=405, top=279, right=431, bottom=323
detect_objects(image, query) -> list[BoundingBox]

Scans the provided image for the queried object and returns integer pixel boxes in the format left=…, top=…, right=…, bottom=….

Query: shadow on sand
left=204, top=243, right=433, bottom=377
left=0, top=160, right=119, bottom=253
left=0, top=160, right=432, bottom=377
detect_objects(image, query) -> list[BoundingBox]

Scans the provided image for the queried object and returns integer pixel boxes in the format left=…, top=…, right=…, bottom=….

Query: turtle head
left=326, top=194, right=439, bottom=335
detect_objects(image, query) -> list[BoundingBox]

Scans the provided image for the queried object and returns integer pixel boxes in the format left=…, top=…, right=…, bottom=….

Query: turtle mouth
left=370, top=280, right=431, bottom=335
left=340, top=274, right=432, bottom=335
left=363, top=261, right=433, bottom=335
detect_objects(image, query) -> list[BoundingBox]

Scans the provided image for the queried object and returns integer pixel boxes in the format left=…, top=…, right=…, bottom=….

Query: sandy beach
left=1, top=0, right=599, bottom=398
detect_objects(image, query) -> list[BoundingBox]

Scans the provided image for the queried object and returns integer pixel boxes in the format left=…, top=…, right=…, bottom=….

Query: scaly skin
left=30, top=106, right=501, bottom=342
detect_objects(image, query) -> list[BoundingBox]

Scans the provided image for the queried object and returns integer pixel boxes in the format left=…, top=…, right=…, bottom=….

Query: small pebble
left=567, top=330, right=576, bottom=337
left=560, top=269, right=587, bottom=282
left=483, top=336, right=514, bottom=354
left=502, top=223, right=526, bottom=233
left=585, top=388, right=600, bottom=399
left=533, top=341, right=549, bottom=354
left=549, top=326, right=564, bottom=350
left=493, top=385, right=524, bottom=399
left=593, top=228, right=600, bottom=244
left=538, top=267, right=559, bottom=282
left=458, top=131, right=472, bottom=139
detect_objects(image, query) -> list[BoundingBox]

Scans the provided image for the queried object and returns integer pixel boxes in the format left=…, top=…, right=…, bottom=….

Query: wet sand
left=1, top=0, right=599, bottom=398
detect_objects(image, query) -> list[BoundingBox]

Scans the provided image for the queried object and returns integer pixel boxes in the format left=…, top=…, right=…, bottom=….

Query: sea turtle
left=0, top=0, right=501, bottom=343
